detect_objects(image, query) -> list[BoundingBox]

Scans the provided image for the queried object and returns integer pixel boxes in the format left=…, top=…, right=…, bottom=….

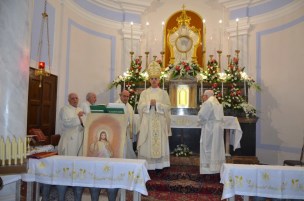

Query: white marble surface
left=0, top=0, right=32, bottom=140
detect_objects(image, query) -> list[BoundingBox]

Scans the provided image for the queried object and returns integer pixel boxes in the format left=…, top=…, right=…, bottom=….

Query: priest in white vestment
left=137, top=61, right=171, bottom=170
left=58, top=93, right=85, bottom=156
left=116, top=90, right=136, bottom=159
left=198, top=90, right=225, bottom=174
left=80, top=92, right=96, bottom=114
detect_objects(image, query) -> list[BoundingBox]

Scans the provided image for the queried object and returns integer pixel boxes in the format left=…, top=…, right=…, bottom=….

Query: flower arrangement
left=164, top=61, right=201, bottom=80
left=109, top=57, right=146, bottom=107
left=171, top=144, right=193, bottom=157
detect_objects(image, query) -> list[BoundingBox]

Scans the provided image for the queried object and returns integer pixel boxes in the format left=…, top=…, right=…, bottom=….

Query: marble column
left=0, top=0, right=33, bottom=199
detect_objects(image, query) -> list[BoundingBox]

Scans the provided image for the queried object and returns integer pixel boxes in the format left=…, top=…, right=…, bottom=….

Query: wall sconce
left=34, top=0, right=51, bottom=87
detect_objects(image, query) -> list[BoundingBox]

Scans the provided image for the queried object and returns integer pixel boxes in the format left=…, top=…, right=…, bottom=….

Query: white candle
left=131, top=21, right=134, bottom=51
left=161, top=21, right=165, bottom=51
left=145, top=80, right=146, bottom=89
left=18, top=137, right=22, bottom=164
left=162, top=77, right=165, bottom=90
left=227, top=36, right=231, bottom=54
left=219, top=19, right=222, bottom=50
left=23, top=137, right=26, bottom=158
left=123, top=80, right=125, bottom=90
left=0, top=137, right=4, bottom=166
left=12, top=137, right=17, bottom=165
left=236, top=18, right=239, bottom=50
left=6, top=138, right=11, bottom=165
left=146, top=22, right=149, bottom=52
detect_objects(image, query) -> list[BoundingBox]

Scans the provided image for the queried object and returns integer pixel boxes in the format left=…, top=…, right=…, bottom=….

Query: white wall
left=249, top=7, right=304, bottom=165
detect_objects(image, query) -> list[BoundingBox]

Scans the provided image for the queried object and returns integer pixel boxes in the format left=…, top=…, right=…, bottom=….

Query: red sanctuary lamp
left=35, top=61, right=49, bottom=87
left=38, top=61, right=45, bottom=69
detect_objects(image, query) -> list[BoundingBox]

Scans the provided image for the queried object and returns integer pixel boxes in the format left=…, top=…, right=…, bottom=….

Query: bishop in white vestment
left=137, top=61, right=171, bottom=170
left=198, top=90, right=225, bottom=174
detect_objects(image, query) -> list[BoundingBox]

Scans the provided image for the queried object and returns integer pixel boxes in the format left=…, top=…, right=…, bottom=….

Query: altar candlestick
left=144, top=80, right=146, bottom=89
left=131, top=22, right=134, bottom=52
left=221, top=82, right=224, bottom=97
left=145, top=22, right=149, bottom=52
left=219, top=19, right=222, bottom=50
left=123, top=80, right=125, bottom=90
left=161, top=21, right=165, bottom=51
left=236, top=18, right=239, bottom=50
left=162, top=77, right=165, bottom=90
left=244, top=80, right=247, bottom=97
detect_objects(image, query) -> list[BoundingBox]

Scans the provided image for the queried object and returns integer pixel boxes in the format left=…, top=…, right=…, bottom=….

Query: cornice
left=249, top=0, right=304, bottom=25
left=65, top=0, right=122, bottom=29
left=91, top=0, right=154, bottom=14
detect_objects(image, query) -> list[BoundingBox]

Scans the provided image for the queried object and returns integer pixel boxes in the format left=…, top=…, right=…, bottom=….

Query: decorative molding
left=250, top=1, right=304, bottom=25
left=89, top=0, right=154, bottom=14
left=65, top=0, right=122, bottom=29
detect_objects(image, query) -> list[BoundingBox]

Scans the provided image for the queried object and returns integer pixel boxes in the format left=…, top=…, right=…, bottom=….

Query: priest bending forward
left=137, top=61, right=171, bottom=170
left=198, top=90, right=225, bottom=174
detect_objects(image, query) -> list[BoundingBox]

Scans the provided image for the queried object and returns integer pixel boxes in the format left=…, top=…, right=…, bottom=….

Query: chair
left=283, top=139, right=304, bottom=166
left=28, top=128, right=60, bottom=147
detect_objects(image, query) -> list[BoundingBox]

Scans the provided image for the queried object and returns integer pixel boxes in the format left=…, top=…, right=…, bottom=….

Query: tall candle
left=6, top=138, right=11, bottom=165
left=161, top=21, right=165, bottom=51
left=221, top=82, right=224, bottom=97
left=145, top=80, right=146, bottom=89
left=162, top=77, right=165, bottom=90
left=145, top=22, right=149, bottom=52
left=131, top=21, right=134, bottom=51
left=202, top=19, right=206, bottom=52
left=219, top=19, right=222, bottom=50
left=236, top=18, right=239, bottom=50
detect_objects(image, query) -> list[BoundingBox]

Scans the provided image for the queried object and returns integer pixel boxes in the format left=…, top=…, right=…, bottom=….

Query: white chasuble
left=137, top=87, right=171, bottom=170
left=198, top=96, right=225, bottom=174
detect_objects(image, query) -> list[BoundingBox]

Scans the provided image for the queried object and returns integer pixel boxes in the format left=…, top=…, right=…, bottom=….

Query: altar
left=134, top=114, right=242, bottom=154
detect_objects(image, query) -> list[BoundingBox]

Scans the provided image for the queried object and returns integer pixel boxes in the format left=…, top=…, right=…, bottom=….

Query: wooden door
left=27, top=67, right=57, bottom=138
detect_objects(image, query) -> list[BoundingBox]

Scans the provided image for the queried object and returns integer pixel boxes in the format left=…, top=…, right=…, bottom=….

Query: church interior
left=1, top=0, right=304, bottom=200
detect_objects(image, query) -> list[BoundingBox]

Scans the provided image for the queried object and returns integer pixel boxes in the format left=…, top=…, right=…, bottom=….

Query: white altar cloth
left=134, top=114, right=242, bottom=150
left=220, top=163, right=304, bottom=200
left=22, top=156, right=150, bottom=195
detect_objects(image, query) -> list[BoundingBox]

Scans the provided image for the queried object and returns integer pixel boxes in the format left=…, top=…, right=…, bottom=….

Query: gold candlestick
left=202, top=50, right=206, bottom=70
left=227, top=55, right=231, bottom=66
left=153, top=55, right=157, bottom=61
left=145, top=51, right=149, bottom=69
left=217, top=50, right=222, bottom=72
left=160, top=51, right=165, bottom=69
left=235, top=50, right=240, bottom=59
left=209, top=55, right=214, bottom=61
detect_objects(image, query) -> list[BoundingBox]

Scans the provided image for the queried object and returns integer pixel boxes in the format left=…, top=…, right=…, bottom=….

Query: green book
left=90, top=104, right=107, bottom=113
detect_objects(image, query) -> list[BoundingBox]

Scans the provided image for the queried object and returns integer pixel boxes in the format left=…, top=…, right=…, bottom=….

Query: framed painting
left=83, top=113, right=127, bottom=158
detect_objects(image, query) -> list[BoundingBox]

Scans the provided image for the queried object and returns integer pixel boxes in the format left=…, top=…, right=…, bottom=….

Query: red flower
left=212, top=83, right=218, bottom=88
left=175, top=66, right=181, bottom=71
left=185, top=66, right=190, bottom=71
left=233, top=57, right=238, bottom=64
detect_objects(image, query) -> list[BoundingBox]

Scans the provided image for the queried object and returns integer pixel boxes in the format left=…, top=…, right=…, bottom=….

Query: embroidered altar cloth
left=220, top=163, right=304, bottom=200
left=22, top=155, right=150, bottom=195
